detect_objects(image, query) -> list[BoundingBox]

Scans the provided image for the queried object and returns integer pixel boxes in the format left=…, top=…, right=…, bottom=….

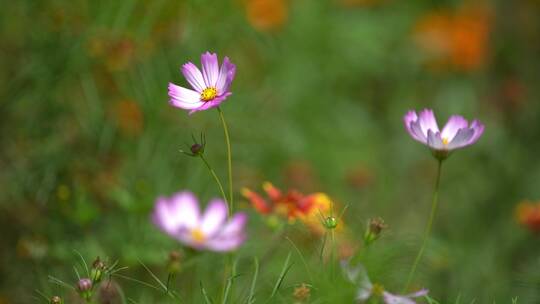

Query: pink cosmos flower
left=404, top=109, right=484, bottom=154
left=342, top=261, right=428, bottom=304
left=152, top=191, right=247, bottom=252
left=168, top=52, right=236, bottom=114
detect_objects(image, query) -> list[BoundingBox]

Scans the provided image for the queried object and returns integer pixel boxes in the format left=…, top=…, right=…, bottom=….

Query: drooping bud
left=50, top=296, right=63, bottom=304
left=293, top=283, right=311, bottom=303
left=363, top=217, right=387, bottom=246
left=76, top=278, right=93, bottom=300
left=91, top=257, right=106, bottom=283
left=180, top=133, right=206, bottom=157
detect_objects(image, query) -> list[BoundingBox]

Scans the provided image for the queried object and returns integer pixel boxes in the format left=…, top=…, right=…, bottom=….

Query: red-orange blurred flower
left=245, top=0, right=288, bottom=32
left=242, top=182, right=332, bottom=222
left=516, top=200, right=540, bottom=233
left=413, top=5, right=491, bottom=71
left=110, top=99, right=144, bottom=137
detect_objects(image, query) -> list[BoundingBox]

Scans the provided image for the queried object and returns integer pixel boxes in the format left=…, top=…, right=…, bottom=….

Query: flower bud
left=76, top=278, right=93, bottom=300
left=323, top=216, right=338, bottom=229
left=50, top=296, right=63, bottom=304
left=91, top=257, right=106, bottom=283
left=167, top=250, right=182, bottom=273
left=190, top=143, right=204, bottom=155
left=363, top=217, right=387, bottom=246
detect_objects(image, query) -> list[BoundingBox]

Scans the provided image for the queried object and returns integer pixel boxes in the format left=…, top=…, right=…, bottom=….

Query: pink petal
left=441, top=115, right=468, bottom=141
left=220, top=213, right=247, bottom=236
left=404, top=111, right=425, bottom=143
left=382, top=292, right=418, bottom=304
left=200, top=199, right=228, bottom=236
left=205, top=234, right=246, bottom=252
left=215, top=57, right=236, bottom=94
left=418, top=109, right=440, bottom=135
left=203, top=213, right=247, bottom=251
left=468, top=119, right=485, bottom=144
left=168, top=83, right=204, bottom=110
left=427, top=130, right=444, bottom=150
left=152, top=191, right=200, bottom=235
left=169, top=191, right=200, bottom=229
left=446, top=127, right=475, bottom=149
left=201, top=52, right=219, bottom=88
left=181, top=62, right=206, bottom=92
left=410, top=120, right=428, bottom=143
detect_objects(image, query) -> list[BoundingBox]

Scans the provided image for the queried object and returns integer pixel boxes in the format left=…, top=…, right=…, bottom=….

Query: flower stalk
left=218, top=107, right=234, bottom=215
left=404, top=159, right=443, bottom=292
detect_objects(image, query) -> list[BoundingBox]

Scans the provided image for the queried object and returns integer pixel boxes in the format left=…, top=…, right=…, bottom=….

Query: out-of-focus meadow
left=2, top=0, right=540, bottom=303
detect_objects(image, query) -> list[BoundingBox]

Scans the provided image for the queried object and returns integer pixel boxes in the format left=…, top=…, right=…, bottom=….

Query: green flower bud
left=323, top=216, right=338, bottom=229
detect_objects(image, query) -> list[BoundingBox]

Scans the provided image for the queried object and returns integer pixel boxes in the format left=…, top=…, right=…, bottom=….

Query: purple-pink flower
left=404, top=109, right=484, bottom=153
left=342, top=261, right=428, bottom=304
left=152, top=191, right=247, bottom=252
left=168, top=52, right=236, bottom=114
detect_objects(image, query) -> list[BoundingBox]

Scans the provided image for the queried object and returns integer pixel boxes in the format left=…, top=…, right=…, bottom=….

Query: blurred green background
left=2, top=0, right=540, bottom=303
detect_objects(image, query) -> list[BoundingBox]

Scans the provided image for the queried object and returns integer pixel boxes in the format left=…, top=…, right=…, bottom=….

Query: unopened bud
left=76, top=278, right=93, bottom=300
left=364, top=217, right=387, bottom=246
left=323, top=216, right=338, bottom=229
left=50, top=296, right=63, bottom=304
left=190, top=143, right=204, bottom=155
left=91, top=257, right=105, bottom=283
left=168, top=250, right=182, bottom=273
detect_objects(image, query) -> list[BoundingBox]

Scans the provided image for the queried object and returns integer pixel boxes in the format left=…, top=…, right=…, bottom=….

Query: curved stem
left=217, top=107, right=234, bottom=216
left=199, top=155, right=228, bottom=206
left=403, top=159, right=443, bottom=292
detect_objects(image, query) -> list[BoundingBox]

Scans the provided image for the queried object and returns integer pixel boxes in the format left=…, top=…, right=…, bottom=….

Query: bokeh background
left=2, top=0, right=540, bottom=303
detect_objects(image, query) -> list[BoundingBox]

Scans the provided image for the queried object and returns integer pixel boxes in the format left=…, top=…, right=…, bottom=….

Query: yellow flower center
left=372, top=283, right=385, bottom=297
left=200, top=87, right=218, bottom=101
left=442, top=137, right=449, bottom=145
left=190, top=228, right=206, bottom=243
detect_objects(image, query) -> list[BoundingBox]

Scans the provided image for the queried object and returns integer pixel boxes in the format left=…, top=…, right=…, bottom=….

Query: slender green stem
left=330, top=229, right=336, bottom=280
left=217, top=107, right=234, bottom=216
left=403, top=159, right=443, bottom=292
left=199, top=155, right=228, bottom=206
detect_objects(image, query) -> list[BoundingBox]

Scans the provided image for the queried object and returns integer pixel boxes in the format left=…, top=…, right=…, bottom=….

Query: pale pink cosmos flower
left=168, top=52, right=236, bottom=114
left=404, top=109, right=484, bottom=154
left=342, top=260, right=428, bottom=304
left=152, top=191, right=247, bottom=252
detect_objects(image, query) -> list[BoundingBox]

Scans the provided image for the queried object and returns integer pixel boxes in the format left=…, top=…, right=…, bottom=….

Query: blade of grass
left=48, top=275, right=75, bottom=290
left=222, top=259, right=239, bottom=304
left=201, top=281, right=214, bottom=304
left=267, top=252, right=293, bottom=302
left=285, top=237, right=313, bottom=284
left=246, top=258, right=259, bottom=304
left=73, top=250, right=90, bottom=277
left=138, top=259, right=167, bottom=292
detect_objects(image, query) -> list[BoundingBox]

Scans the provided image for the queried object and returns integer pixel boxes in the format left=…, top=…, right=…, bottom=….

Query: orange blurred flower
left=337, top=0, right=384, bottom=8
left=245, top=0, right=288, bottom=32
left=242, top=182, right=335, bottom=235
left=110, top=99, right=144, bottom=137
left=516, top=200, right=540, bottom=233
left=87, top=33, right=137, bottom=72
left=242, top=182, right=331, bottom=219
left=413, top=5, right=491, bottom=71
